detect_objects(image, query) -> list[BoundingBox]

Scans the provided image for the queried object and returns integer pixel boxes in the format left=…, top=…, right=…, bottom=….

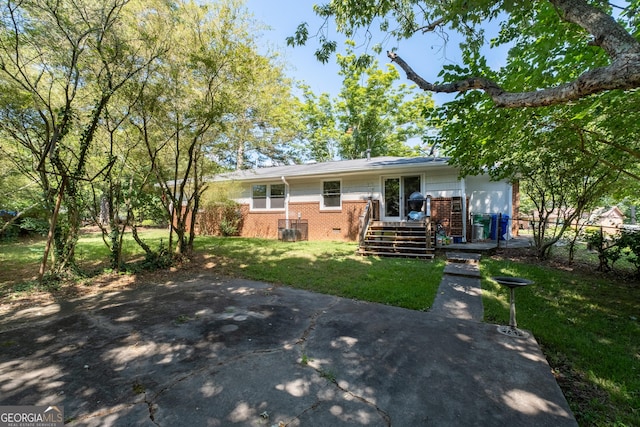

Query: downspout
left=461, top=178, right=467, bottom=243
left=281, top=176, right=290, bottom=228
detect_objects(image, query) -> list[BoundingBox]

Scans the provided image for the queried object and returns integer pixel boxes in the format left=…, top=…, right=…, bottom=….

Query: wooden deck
left=358, top=220, right=434, bottom=259
left=358, top=220, right=532, bottom=258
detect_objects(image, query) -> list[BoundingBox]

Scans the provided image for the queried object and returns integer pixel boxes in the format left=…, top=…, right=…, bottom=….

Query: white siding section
left=342, top=174, right=380, bottom=201
left=425, top=171, right=464, bottom=198
left=286, top=175, right=381, bottom=203
left=289, top=178, right=321, bottom=203
left=229, top=170, right=513, bottom=217
left=466, top=175, right=512, bottom=217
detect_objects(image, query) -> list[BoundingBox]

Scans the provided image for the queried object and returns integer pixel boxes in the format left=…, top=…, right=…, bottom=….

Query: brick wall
left=228, top=192, right=520, bottom=242
left=430, top=197, right=452, bottom=234
left=239, top=201, right=367, bottom=241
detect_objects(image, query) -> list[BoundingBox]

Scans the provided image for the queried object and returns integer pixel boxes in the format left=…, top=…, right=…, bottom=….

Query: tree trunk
left=38, top=178, right=66, bottom=281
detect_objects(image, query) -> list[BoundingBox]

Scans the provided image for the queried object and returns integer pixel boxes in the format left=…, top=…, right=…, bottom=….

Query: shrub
left=19, top=217, right=49, bottom=236
left=617, top=229, right=640, bottom=276
left=584, top=227, right=640, bottom=275
left=141, top=243, right=173, bottom=270
left=199, top=201, right=243, bottom=237
left=584, top=228, right=620, bottom=271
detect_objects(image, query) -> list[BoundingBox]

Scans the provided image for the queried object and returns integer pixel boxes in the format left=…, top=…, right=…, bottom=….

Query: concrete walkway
left=431, top=252, right=484, bottom=322
left=0, top=260, right=577, bottom=426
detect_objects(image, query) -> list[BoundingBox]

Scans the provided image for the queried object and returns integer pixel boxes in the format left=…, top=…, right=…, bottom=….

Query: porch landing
left=435, top=236, right=533, bottom=254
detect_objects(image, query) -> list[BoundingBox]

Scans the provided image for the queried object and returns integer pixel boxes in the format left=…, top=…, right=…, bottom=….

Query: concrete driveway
left=0, top=268, right=576, bottom=426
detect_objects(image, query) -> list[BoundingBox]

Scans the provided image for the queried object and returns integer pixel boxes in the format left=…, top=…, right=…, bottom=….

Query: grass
left=1, top=230, right=639, bottom=425
left=194, top=237, right=444, bottom=311
left=0, top=228, right=172, bottom=289
left=0, top=231, right=444, bottom=311
left=481, top=257, right=639, bottom=426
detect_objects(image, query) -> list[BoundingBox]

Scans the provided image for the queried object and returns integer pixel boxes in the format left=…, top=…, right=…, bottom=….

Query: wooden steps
left=358, top=221, right=434, bottom=259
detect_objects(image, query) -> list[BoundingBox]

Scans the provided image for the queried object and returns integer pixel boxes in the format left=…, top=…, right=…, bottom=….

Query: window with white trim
left=270, top=183, right=285, bottom=209
left=322, top=180, right=341, bottom=209
left=252, top=183, right=285, bottom=210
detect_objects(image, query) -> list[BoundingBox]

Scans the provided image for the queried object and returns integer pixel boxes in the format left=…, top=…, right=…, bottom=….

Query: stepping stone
left=443, top=262, right=481, bottom=278
left=446, top=252, right=481, bottom=263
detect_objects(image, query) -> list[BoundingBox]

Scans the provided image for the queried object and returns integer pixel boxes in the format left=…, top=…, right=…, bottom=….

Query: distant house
left=585, top=206, right=625, bottom=234
left=525, top=206, right=625, bottom=235
left=207, top=156, right=518, bottom=248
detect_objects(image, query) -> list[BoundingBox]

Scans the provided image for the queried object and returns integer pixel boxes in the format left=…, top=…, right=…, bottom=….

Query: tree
left=87, top=93, right=163, bottom=271
left=299, top=42, right=433, bottom=161
left=295, top=0, right=640, bottom=108
left=132, top=0, right=222, bottom=256
left=130, top=0, right=297, bottom=255
left=298, top=86, right=339, bottom=162
left=334, top=43, right=433, bottom=159
left=293, top=1, right=640, bottom=259
left=0, top=148, right=42, bottom=237
left=520, top=147, right=618, bottom=259
left=0, top=0, right=164, bottom=279
left=212, top=53, right=304, bottom=170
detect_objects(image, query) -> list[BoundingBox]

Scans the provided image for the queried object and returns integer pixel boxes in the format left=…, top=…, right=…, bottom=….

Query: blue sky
left=244, top=0, right=473, bottom=104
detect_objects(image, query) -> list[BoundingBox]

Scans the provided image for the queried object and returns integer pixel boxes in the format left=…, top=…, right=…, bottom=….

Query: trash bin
left=500, top=215, right=510, bottom=240
left=489, top=214, right=498, bottom=240
left=489, top=214, right=510, bottom=240
left=473, top=224, right=484, bottom=242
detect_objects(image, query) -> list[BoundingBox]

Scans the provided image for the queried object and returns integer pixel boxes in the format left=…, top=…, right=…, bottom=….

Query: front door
left=383, top=176, right=421, bottom=221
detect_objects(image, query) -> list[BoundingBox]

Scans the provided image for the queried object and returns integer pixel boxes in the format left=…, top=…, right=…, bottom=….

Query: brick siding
left=202, top=190, right=520, bottom=242
left=239, top=201, right=367, bottom=241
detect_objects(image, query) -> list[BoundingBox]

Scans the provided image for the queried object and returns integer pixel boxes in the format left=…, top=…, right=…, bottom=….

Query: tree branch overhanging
left=387, top=0, right=640, bottom=108
left=388, top=51, right=640, bottom=108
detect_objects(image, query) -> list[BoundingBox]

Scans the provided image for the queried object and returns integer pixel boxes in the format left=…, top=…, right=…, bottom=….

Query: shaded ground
left=0, top=252, right=217, bottom=315
left=0, top=242, right=625, bottom=425
left=0, top=268, right=576, bottom=426
left=488, top=246, right=638, bottom=425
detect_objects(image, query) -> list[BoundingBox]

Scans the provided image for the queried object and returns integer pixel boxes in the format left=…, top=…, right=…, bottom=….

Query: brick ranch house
left=205, top=156, right=519, bottom=246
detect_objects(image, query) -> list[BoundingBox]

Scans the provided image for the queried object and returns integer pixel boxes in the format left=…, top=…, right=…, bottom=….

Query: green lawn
left=481, top=258, right=639, bottom=426
left=194, top=237, right=444, bottom=311
left=1, top=230, right=638, bottom=426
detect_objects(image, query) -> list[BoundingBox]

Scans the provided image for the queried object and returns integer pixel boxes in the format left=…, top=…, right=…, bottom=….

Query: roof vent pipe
left=365, top=148, right=371, bottom=161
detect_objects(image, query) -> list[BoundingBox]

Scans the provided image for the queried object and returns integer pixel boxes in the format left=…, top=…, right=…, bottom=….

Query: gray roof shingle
left=209, top=156, right=451, bottom=182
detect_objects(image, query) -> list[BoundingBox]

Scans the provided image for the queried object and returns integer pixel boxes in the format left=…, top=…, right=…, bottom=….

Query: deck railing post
left=359, top=199, right=373, bottom=246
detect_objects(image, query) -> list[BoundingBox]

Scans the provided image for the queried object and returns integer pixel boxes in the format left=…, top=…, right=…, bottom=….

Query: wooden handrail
left=359, top=199, right=373, bottom=246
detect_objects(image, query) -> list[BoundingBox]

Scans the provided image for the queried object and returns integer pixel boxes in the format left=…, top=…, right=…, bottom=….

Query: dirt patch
left=0, top=252, right=224, bottom=316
